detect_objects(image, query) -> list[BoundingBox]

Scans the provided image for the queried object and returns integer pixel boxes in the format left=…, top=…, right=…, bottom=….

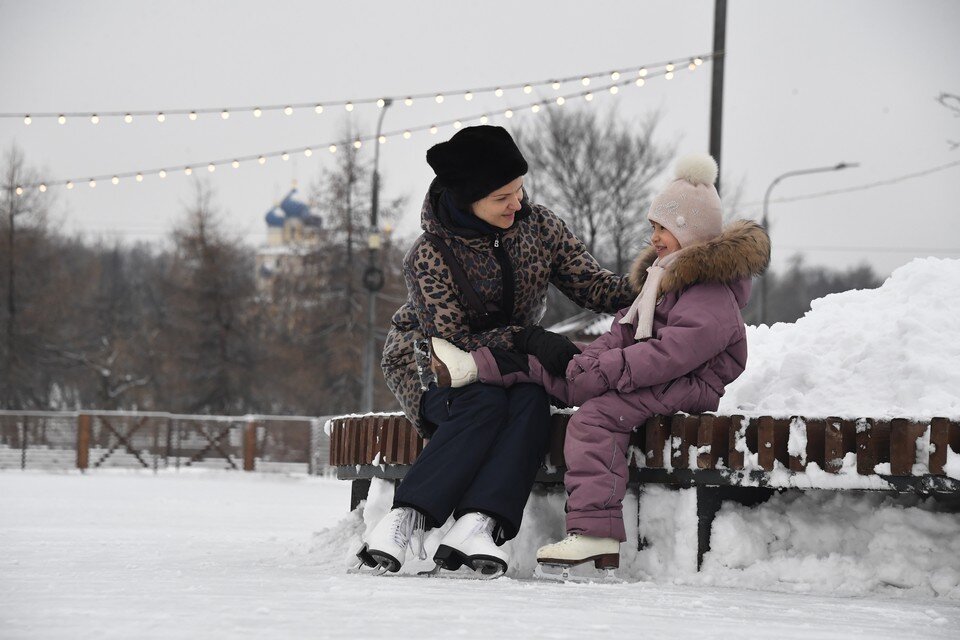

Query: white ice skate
left=422, top=512, right=508, bottom=579
left=535, top=534, right=620, bottom=581
left=429, top=337, right=478, bottom=388
left=355, top=507, right=426, bottom=574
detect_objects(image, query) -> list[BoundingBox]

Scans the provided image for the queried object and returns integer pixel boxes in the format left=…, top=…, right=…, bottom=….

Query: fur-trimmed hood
left=628, top=219, right=770, bottom=296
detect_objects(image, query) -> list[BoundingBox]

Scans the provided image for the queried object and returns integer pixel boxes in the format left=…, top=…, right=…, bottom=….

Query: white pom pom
left=674, top=153, right=718, bottom=186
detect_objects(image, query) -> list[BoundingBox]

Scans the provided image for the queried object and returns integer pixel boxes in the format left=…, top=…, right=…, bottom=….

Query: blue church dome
left=280, top=189, right=311, bottom=219
left=265, top=208, right=285, bottom=228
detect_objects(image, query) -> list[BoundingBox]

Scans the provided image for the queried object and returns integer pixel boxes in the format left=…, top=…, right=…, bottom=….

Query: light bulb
left=232, top=160, right=240, bottom=168
left=136, top=173, right=143, bottom=182
left=504, top=109, right=513, bottom=118
left=304, top=148, right=313, bottom=157
left=556, top=96, right=566, bottom=106
left=258, top=156, right=266, bottom=165
left=378, top=135, right=387, bottom=143
left=158, top=170, right=167, bottom=179
left=611, top=71, right=621, bottom=81
left=23, top=115, right=31, bottom=125
left=689, top=62, right=697, bottom=71
left=188, top=112, right=197, bottom=121
left=581, top=77, right=590, bottom=86
left=39, top=184, right=47, bottom=192
left=665, top=72, right=674, bottom=80
left=329, top=144, right=337, bottom=153
left=435, top=94, right=444, bottom=104
left=253, top=108, right=262, bottom=118
left=453, top=121, right=462, bottom=129
left=585, top=93, right=594, bottom=102
left=636, top=78, right=645, bottom=87
left=609, top=86, right=619, bottom=95
left=90, top=115, right=100, bottom=124
left=281, top=152, right=289, bottom=161
left=479, top=115, right=489, bottom=124
left=353, top=140, right=362, bottom=149
left=284, top=106, right=294, bottom=115
left=402, top=130, right=411, bottom=139
left=58, top=115, right=66, bottom=125
left=220, top=110, right=229, bottom=120
left=666, top=63, right=675, bottom=72
left=695, top=57, right=703, bottom=66
left=494, top=88, right=503, bottom=97
left=184, top=167, right=192, bottom=176
left=377, top=98, right=386, bottom=108
left=531, top=104, right=541, bottom=113
left=124, top=114, right=133, bottom=124
left=345, top=103, right=354, bottom=112
left=551, top=81, right=560, bottom=91
left=523, top=84, right=532, bottom=94
left=89, top=179, right=96, bottom=188
left=314, top=104, right=323, bottom=114
left=157, top=113, right=166, bottom=122
left=66, top=181, right=75, bottom=189
left=464, top=91, right=473, bottom=101
left=430, top=125, right=438, bottom=135
left=638, top=68, right=648, bottom=77
left=404, top=97, right=413, bottom=106
left=15, top=186, right=23, bottom=196
left=207, top=164, right=216, bottom=172
left=111, top=176, right=119, bottom=185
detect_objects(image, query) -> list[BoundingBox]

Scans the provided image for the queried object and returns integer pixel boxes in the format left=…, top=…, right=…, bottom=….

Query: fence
left=0, top=410, right=334, bottom=474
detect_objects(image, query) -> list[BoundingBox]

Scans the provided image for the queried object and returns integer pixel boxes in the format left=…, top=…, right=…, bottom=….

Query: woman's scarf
left=618, top=252, right=678, bottom=340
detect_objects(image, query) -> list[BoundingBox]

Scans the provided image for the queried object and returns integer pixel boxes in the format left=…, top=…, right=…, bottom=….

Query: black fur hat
left=426, top=125, right=528, bottom=205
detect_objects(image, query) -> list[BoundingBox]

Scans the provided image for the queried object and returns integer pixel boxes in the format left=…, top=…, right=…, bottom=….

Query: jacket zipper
left=491, top=233, right=515, bottom=321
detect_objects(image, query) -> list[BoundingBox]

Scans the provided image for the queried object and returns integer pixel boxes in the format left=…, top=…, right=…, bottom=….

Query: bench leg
left=350, top=478, right=372, bottom=511
left=696, top=485, right=776, bottom=570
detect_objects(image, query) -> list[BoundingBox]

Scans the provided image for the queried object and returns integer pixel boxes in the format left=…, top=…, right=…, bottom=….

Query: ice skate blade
left=354, top=544, right=401, bottom=574
left=434, top=545, right=507, bottom=579
left=534, top=563, right=622, bottom=584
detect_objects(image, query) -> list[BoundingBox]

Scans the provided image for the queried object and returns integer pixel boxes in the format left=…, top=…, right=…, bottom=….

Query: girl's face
left=650, top=221, right=681, bottom=258
left=471, top=177, right=524, bottom=229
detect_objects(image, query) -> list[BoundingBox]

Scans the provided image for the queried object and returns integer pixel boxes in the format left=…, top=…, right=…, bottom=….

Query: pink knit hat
left=647, top=153, right=722, bottom=248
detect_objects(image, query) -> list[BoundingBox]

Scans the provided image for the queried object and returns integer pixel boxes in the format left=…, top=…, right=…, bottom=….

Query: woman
left=359, top=125, right=633, bottom=577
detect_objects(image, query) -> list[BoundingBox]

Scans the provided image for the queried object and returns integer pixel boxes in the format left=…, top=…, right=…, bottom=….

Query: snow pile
left=721, top=257, right=960, bottom=420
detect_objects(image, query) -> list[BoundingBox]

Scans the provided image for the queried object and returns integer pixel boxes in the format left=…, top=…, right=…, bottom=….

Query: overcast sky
left=2, top=0, right=959, bottom=276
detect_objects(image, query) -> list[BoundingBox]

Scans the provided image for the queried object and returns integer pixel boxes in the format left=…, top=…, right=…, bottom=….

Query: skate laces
left=392, top=508, right=427, bottom=561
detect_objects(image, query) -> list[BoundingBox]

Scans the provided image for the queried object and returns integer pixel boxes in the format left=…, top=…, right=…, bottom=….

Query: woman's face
left=470, top=177, right=524, bottom=229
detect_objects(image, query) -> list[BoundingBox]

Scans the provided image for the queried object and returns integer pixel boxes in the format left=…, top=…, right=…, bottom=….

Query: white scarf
left=619, top=252, right=677, bottom=340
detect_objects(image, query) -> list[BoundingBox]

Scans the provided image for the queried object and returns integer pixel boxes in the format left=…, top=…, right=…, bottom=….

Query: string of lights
left=5, top=54, right=714, bottom=126
left=10, top=63, right=701, bottom=194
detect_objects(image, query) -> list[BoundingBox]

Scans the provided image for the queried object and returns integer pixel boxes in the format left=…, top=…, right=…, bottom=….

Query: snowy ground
left=2, top=471, right=959, bottom=639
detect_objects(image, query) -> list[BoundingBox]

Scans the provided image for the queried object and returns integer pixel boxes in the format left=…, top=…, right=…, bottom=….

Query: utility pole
left=759, top=162, right=859, bottom=324
left=710, top=0, right=727, bottom=193
left=361, top=99, right=393, bottom=412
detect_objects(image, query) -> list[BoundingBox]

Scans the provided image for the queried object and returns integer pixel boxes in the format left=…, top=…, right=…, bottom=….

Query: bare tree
left=160, top=182, right=256, bottom=413
left=937, top=92, right=960, bottom=151
left=516, top=107, right=673, bottom=273
left=0, top=146, right=57, bottom=408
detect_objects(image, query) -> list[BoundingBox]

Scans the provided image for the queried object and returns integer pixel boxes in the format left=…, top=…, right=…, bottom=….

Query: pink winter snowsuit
left=472, top=220, right=770, bottom=540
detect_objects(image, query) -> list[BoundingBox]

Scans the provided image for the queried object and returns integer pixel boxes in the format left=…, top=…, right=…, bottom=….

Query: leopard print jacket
left=381, top=181, right=634, bottom=436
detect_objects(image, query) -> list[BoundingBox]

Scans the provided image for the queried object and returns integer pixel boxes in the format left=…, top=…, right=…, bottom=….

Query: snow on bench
left=327, top=411, right=960, bottom=568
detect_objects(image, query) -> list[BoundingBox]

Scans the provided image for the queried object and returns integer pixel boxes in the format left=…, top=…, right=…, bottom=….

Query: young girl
left=430, top=153, right=770, bottom=570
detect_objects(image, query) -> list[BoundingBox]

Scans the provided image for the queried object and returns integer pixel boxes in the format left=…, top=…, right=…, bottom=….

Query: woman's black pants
left=393, top=382, right=551, bottom=542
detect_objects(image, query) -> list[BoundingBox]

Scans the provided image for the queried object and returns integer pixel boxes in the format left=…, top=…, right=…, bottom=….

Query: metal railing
left=0, top=410, right=335, bottom=474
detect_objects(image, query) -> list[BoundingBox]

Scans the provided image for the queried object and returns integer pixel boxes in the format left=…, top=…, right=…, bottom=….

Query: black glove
left=513, top=325, right=581, bottom=377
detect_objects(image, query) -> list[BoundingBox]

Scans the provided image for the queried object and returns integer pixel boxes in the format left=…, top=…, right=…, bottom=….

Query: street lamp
left=362, top=99, right=393, bottom=412
left=759, top=161, right=859, bottom=325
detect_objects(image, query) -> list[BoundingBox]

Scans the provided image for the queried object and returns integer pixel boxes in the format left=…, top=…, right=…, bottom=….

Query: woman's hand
left=513, top=325, right=581, bottom=377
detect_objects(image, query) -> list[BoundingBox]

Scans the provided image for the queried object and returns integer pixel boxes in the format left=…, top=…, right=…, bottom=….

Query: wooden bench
left=328, top=413, right=960, bottom=568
